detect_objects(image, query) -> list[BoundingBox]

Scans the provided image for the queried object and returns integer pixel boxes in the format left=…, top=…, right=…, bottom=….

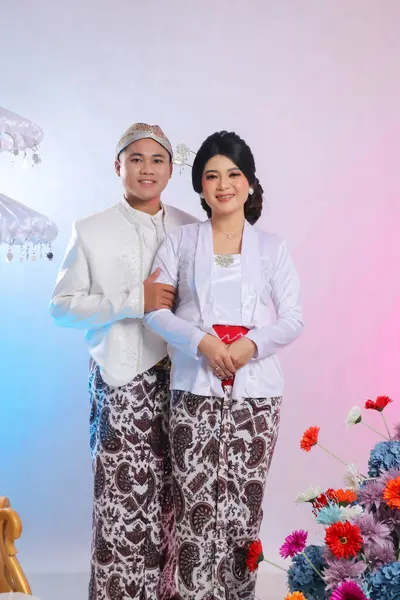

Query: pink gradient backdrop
left=0, top=0, right=399, bottom=579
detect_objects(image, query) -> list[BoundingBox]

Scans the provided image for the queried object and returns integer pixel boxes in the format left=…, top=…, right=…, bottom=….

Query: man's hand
left=144, top=268, right=176, bottom=312
left=228, top=337, right=257, bottom=370
left=198, top=334, right=236, bottom=379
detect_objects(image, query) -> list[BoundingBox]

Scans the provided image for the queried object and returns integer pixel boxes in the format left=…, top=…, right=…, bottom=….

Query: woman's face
left=201, top=154, right=250, bottom=219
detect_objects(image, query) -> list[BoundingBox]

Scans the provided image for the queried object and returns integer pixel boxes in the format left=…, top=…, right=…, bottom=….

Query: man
left=50, top=123, right=198, bottom=600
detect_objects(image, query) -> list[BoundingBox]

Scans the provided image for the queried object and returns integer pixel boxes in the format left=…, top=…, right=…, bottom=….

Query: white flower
left=345, top=405, right=362, bottom=427
left=340, top=505, right=364, bottom=520
left=344, top=463, right=363, bottom=490
left=295, top=485, right=322, bottom=504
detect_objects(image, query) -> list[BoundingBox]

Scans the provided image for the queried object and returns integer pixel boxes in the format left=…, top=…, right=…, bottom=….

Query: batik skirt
left=170, top=325, right=282, bottom=600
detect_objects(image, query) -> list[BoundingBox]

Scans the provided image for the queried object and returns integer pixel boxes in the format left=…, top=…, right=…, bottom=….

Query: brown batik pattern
left=170, top=390, right=282, bottom=600
left=88, top=358, right=176, bottom=600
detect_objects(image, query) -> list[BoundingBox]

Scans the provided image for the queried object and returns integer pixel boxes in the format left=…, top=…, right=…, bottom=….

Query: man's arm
left=49, top=223, right=144, bottom=329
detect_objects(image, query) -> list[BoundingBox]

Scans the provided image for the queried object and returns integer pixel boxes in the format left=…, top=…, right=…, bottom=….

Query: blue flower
left=316, top=503, right=343, bottom=526
left=287, top=544, right=328, bottom=599
left=367, top=561, right=400, bottom=600
left=368, top=441, right=400, bottom=478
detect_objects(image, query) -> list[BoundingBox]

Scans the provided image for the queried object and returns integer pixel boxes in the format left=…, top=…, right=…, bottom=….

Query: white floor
left=27, top=570, right=288, bottom=600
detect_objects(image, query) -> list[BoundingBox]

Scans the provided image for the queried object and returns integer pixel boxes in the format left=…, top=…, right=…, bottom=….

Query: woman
left=144, top=131, right=303, bottom=600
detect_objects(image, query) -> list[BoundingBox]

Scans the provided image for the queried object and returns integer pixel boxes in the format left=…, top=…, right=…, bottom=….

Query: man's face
left=115, top=138, right=172, bottom=203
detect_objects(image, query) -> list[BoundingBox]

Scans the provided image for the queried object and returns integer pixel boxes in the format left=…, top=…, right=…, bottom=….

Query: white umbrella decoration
left=0, top=194, right=58, bottom=262
left=0, top=106, right=43, bottom=166
left=0, top=106, right=58, bottom=262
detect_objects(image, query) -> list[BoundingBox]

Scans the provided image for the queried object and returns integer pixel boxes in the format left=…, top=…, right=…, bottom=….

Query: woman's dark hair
left=191, top=131, right=263, bottom=224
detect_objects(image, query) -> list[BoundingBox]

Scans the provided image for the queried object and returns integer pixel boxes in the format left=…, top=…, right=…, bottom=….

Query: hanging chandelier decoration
left=0, top=193, right=58, bottom=262
left=0, top=106, right=43, bottom=167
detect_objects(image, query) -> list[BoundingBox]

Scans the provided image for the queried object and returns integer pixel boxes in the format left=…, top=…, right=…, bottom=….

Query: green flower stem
left=362, top=421, right=389, bottom=440
left=301, top=552, right=325, bottom=581
left=262, top=559, right=288, bottom=573
left=380, top=412, right=392, bottom=439
left=317, top=443, right=347, bottom=466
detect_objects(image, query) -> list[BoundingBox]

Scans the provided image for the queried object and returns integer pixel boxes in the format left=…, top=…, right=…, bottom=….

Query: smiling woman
left=193, top=130, right=264, bottom=226
left=143, top=130, right=304, bottom=600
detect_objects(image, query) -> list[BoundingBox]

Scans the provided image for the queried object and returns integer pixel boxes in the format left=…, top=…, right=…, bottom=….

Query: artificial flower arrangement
left=247, top=396, right=400, bottom=600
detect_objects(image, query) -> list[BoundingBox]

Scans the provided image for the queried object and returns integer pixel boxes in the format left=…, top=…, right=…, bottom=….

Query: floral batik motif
left=89, top=358, right=176, bottom=600
left=170, top=389, right=282, bottom=600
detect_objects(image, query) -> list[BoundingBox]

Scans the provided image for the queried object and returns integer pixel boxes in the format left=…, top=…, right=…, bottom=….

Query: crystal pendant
left=215, top=254, right=234, bottom=268
left=6, top=251, right=13, bottom=263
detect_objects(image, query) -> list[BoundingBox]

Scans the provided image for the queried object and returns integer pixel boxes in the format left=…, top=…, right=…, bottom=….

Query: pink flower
left=330, top=580, right=368, bottom=600
left=279, top=530, right=308, bottom=559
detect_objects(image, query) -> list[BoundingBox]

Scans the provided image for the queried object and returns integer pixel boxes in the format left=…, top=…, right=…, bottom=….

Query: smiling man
left=50, top=123, right=198, bottom=600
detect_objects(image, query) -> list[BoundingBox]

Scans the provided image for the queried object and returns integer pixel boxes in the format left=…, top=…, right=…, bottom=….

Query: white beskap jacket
left=144, top=219, right=304, bottom=398
left=50, top=200, right=198, bottom=387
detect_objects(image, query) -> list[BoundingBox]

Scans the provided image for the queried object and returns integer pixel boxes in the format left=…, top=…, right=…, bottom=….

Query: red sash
left=212, top=325, right=249, bottom=387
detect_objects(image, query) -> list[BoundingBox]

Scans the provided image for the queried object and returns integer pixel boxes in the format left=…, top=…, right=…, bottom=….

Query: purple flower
left=330, top=580, right=368, bottom=600
left=376, top=503, right=400, bottom=530
left=324, top=557, right=367, bottom=590
left=353, top=511, right=392, bottom=551
left=378, top=467, right=400, bottom=484
left=279, top=530, right=308, bottom=559
left=357, top=480, right=385, bottom=509
left=365, top=540, right=397, bottom=568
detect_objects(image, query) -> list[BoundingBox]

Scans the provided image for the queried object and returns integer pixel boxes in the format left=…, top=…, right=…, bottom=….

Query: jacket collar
left=118, top=197, right=165, bottom=226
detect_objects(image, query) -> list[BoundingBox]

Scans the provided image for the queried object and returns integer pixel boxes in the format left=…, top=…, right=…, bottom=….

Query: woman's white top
left=211, top=254, right=242, bottom=325
left=144, top=220, right=304, bottom=399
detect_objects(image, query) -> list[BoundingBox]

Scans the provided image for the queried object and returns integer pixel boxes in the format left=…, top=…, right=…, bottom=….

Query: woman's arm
left=246, top=239, right=304, bottom=358
left=143, top=232, right=206, bottom=358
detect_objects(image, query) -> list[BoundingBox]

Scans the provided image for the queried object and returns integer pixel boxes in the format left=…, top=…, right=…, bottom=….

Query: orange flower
left=325, top=521, right=363, bottom=559
left=300, top=426, right=320, bottom=452
left=327, top=488, right=358, bottom=506
left=284, top=593, right=307, bottom=600
left=365, top=395, right=392, bottom=411
left=383, top=476, right=400, bottom=510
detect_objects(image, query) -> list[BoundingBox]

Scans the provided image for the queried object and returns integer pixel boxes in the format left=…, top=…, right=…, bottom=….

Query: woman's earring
left=200, top=193, right=204, bottom=199
left=249, top=187, right=254, bottom=195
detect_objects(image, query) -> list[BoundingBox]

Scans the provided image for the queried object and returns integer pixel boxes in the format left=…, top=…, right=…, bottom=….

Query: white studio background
left=1, top=0, right=400, bottom=583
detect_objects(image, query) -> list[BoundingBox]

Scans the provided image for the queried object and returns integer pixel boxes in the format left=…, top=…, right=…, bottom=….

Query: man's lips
left=138, top=179, right=156, bottom=185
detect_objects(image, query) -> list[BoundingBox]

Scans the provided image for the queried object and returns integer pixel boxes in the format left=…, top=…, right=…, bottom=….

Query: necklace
left=213, top=225, right=244, bottom=239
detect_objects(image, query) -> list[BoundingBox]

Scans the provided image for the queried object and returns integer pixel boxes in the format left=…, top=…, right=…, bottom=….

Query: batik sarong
left=89, top=358, right=176, bottom=600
